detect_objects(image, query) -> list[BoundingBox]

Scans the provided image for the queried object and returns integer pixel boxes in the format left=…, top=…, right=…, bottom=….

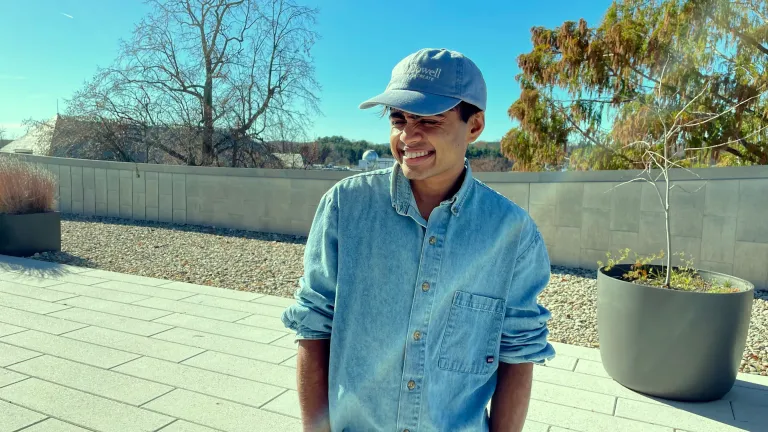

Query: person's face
left=388, top=106, right=485, bottom=183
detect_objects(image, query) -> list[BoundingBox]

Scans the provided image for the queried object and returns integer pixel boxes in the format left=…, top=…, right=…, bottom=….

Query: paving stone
left=521, top=421, right=551, bottom=432
left=615, top=398, right=745, bottom=431
left=182, top=350, right=297, bottom=390
left=527, top=398, right=672, bottom=432
left=0, top=292, right=71, bottom=314
left=722, top=383, right=768, bottom=407
left=0, top=272, right=67, bottom=288
left=76, top=269, right=169, bottom=286
left=733, top=372, right=768, bottom=390
left=9, top=355, right=173, bottom=406
left=157, top=420, right=220, bottom=432
left=532, top=364, right=661, bottom=404
left=115, top=356, right=285, bottom=407
left=21, top=418, right=92, bottom=432
left=0, top=271, right=107, bottom=287
left=56, top=296, right=172, bottom=320
left=732, top=401, right=768, bottom=426
left=261, top=390, right=299, bottom=418
left=134, top=297, right=251, bottom=322
left=49, top=308, right=172, bottom=337
left=251, top=295, right=297, bottom=308
left=93, top=280, right=196, bottom=300
left=270, top=334, right=298, bottom=349
left=158, top=281, right=263, bottom=301
left=0, top=378, right=174, bottom=432
left=64, top=326, right=204, bottom=363
left=0, top=281, right=77, bottom=302
left=549, top=341, right=602, bottom=362
left=154, top=313, right=285, bottom=343
left=0, top=305, right=87, bottom=335
left=0, top=255, right=92, bottom=274
left=0, top=398, right=46, bottom=431
left=280, top=355, right=297, bottom=368
left=152, top=328, right=295, bottom=364
left=236, top=313, right=293, bottom=332
left=532, top=380, right=616, bottom=415
left=574, top=359, right=610, bottom=378
left=0, top=330, right=139, bottom=368
left=45, top=282, right=149, bottom=303
left=0, top=367, right=28, bottom=388
left=0, top=322, right=26, bottom=337
left=0, top=342, right=41, bottom=367
left=544, top=354, right=577, bottom=371
left=182, top=295, right=285, bottom=317
left=143, top=388, right=302, bottom=432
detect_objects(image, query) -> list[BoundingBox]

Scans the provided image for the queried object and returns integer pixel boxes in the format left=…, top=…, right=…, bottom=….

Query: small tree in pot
left=595, top=62, right=761, bottom=401
left=0, top=156, right=61, bottom=257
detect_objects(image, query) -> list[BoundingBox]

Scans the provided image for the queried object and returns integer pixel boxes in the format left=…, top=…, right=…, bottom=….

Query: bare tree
left=608, top=60, right=768, bottom=286
left=44, top=0, right=320, bottom=167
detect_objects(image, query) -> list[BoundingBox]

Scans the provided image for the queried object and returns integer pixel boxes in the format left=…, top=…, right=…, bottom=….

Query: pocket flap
left=452, top=291, right=505, bottom=314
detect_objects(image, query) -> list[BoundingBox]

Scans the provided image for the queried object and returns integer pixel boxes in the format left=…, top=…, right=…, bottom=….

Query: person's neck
left=411, top=165, right=466, bottom=220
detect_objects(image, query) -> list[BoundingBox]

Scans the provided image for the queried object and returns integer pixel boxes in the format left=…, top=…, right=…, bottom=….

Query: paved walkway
left=0, top=255, right=766, bottom=432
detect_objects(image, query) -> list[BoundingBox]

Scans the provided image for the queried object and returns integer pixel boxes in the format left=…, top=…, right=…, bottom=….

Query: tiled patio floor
left=0, top=254, right=766, bottom=432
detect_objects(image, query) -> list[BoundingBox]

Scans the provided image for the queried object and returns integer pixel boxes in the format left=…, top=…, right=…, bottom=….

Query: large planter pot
left=597, top=264, right=753, bottom=402
left=0, top=212, right=61, bottom=257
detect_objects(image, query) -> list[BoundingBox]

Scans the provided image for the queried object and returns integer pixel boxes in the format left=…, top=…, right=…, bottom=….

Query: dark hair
left=454, top=101, right=482, bottom=123
left=380, top=101, right=482, bottom=123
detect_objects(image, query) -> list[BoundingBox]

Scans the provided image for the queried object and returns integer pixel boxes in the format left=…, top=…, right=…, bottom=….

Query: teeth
left=404, top=151, right=430, bottom=159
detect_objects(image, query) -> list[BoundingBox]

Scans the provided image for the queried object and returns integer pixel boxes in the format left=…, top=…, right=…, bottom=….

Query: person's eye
left=391, top=120, right=405, bottom=127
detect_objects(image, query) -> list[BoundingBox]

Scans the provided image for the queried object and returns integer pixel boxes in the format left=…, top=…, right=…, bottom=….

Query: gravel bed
left=30, top=214, right=768, bottom=376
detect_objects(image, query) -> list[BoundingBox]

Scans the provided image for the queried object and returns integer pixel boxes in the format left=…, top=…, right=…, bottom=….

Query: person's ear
left=466, top=111, right=485, bottom=144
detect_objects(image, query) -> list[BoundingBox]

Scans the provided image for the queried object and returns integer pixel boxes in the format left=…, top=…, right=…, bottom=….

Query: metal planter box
left=0, top=211, right=61, bottom=257
left=597, top=264, right=754, bottom=402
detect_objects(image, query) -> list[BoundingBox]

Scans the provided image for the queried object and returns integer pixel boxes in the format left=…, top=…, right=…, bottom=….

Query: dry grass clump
left=0, top=157, right=57, bottom=215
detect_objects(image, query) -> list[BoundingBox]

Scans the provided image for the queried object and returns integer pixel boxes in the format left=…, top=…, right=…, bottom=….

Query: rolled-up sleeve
left=498, top=219, right=556, bottom=364
left=281, top=188, right=339, bottom=340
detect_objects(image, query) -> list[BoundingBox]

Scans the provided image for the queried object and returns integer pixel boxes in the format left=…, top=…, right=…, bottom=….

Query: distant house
left=1, top=119, right=55, bottom=155
left=272, top=153, right=304, bottom=168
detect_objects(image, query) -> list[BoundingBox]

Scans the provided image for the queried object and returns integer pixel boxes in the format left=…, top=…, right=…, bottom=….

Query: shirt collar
left=390, top=158, right=474, bottom=217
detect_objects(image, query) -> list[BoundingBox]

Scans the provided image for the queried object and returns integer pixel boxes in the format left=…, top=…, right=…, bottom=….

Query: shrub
left=598, top=248, right=740, bottom=294
left=0, top=157, right=57, bottom=215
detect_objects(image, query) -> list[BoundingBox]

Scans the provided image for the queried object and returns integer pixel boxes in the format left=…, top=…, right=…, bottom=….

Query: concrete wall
left=7, top=154, right=768, bottom=289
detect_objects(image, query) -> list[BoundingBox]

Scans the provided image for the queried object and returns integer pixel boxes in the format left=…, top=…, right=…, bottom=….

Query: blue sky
left=0, top=0, right=611, bottom=144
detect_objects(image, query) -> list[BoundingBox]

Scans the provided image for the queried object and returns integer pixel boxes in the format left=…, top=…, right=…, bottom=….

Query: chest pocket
left=438, top=290, right=506, bottom=375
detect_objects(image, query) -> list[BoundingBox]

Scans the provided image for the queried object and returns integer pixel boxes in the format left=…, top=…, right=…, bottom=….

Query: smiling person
left=282, top=48, right=555, bottom=432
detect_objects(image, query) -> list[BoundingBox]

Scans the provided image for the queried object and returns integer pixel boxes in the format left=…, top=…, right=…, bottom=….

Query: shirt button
left=413, top=330, right=421, bottom=341
left=421, top=282, right=430, bottom=292
left=407, top=380, right=416, bottom=390
left=429, top=236, right=436, bottom=245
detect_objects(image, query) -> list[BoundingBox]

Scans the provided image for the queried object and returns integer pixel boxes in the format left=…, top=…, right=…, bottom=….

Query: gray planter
left=0, top=212, right=61, bottom=257
left=597, top=264, right=754, bottom=402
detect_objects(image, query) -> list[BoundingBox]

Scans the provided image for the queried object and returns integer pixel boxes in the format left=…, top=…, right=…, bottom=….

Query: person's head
left=359, top=48, right=486, bottom=183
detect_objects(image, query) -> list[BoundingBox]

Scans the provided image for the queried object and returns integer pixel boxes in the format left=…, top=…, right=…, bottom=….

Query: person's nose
left=399, top=123, right=422, bottom=146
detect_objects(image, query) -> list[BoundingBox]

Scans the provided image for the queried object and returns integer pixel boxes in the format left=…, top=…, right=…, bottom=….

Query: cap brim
left=359, top=89, right=461, bottom=116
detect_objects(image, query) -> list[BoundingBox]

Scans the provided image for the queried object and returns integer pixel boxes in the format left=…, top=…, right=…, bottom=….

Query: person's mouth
left=401, top=149, right=435, bottom=166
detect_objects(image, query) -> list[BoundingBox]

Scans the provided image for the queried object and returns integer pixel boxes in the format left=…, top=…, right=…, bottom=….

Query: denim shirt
left=282, top=160, right=555, bottom=432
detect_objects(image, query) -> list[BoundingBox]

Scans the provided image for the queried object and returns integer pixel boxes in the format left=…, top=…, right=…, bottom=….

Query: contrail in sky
left=61, top=12, right=74, bottom=19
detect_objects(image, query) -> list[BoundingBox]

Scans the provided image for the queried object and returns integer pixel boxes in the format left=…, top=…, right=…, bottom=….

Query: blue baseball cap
left=359, top=48, right=487, bottom=116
